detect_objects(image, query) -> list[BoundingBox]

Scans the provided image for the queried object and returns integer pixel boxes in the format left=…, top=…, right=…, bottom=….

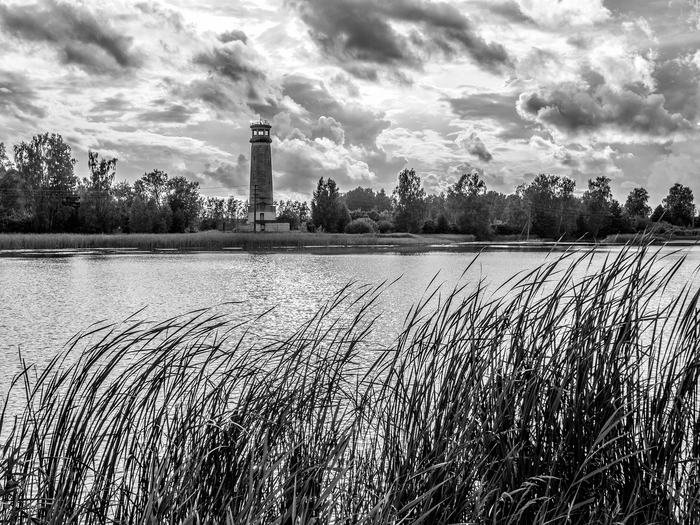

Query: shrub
left=344, top=217, right=378, bottom=234
left=421, top=218, right=437, bottom=234
left=377, top=219, right=393, bottom=233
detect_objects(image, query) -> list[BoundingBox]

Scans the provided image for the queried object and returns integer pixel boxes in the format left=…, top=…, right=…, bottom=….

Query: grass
left=0, top=231, right=475, bottom=252
left=2, top=244, right=700, bottom=524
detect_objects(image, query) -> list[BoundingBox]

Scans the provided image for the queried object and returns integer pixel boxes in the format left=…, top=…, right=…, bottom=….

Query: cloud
left=90, top=94, right=131, bottom=114
left=289, top=0, right=512, bottom=79
left=516, top=83, right=694, bottom=142
left=311, top=116, right=345, bottom=144
left=252, top=75, right=391, bottom=152
left=0, top=0, right=141, bottom=74
left=187, top=40, right=272, bottom=110
left=446, top=91, right=530, bottom=141
left=514, top=0, right=610, bottom=28
left=0, top=70, right=45, bottom=119
left=456, top=128, right=493, bottom=162
left=193, top=42, right=265, bottom=84
left=198, top=155, right=249, bottom=194
left=137, top=104, right=195, bottom=124
left=218, top=29, right=248, bottom=44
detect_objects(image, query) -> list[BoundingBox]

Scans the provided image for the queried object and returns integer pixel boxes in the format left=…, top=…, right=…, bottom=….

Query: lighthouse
left=248, top=119, right=276, bottom=231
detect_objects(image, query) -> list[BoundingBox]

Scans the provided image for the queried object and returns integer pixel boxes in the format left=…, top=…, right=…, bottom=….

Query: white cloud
left=515, top=0, right=610, bottom=27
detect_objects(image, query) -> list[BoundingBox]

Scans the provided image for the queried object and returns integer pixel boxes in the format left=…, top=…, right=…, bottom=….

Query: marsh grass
left=2, top=244, right=700, bottom=524
left=0, top=232, right=474, bottom=252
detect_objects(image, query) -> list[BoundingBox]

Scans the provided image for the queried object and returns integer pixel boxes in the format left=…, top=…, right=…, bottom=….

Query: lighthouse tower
left=248, top=119, right=276, bottom=231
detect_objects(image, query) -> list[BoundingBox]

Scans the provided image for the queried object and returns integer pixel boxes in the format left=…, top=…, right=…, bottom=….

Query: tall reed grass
left=2, top=244, right=700, bottom=524
left=0, top=232, right=473, bottom=252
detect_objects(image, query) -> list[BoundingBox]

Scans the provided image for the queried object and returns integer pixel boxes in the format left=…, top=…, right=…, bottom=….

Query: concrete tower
left=248, top=119, right=276, bottom=231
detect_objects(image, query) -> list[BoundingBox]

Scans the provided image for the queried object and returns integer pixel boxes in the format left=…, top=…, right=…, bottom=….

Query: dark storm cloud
left=0, top=0, right=141, bottom=74
left=653, top=57, right=700, bottom=123
left=517, top=84, right=694, bottom=139
left=193, top=44, right=265, bottom=84
left=218, top=29, right=248, bottom=44
left=0, top=70, right=45, bottom=119
left=137, top=104, right=195, bottom=124
left=289, top=0, right=512, bottom=79
left=190, top=40, right=270, bottom=108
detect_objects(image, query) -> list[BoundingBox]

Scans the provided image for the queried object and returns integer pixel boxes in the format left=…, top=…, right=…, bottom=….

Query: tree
left=343, top=187, right=377, bottom=211
left=0, top=143, right=26, bottom=231
left=276, top=200, right=308, bottom=230
left=312, top=177, right=350, bottom=233
left=517, top=174, right=577, bottom=239
left=375, top=188, right=393, bottom=213
left=650, top=204, right=665, bottom=223
left=445, top=172, right=491, bottom=239
left=225, top=197, right=246, bottom=231
left=624, top=187, right=651, bottom=219
left=131, top=169, right=174, bottom=233
left=135, top=169, right=169, bottom=208
left=78, top=150, right=118, bottom=233
left=392, top=168, right=426, bottom=233
left=112, top=181, right=133, bottom=232
left=580, top=176, right=612, bottom=239
left=663, top=183, right=694, bottom=226
left=13, top=133, right=78, bottom=232
left=167, top=176, right=200, bottom=232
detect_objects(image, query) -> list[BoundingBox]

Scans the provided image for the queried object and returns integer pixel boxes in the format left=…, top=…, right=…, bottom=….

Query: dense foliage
left=1, top=133, right=697, bottom=238
left=3, top=245, right=700, bottom=523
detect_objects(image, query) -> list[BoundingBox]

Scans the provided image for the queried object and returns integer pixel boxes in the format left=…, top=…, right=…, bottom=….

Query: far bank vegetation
left=0, top=134, right=697, bottom=242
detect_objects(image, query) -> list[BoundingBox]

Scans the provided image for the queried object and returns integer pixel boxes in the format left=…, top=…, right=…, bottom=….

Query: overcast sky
left=2, top=0, right=700, bottom=205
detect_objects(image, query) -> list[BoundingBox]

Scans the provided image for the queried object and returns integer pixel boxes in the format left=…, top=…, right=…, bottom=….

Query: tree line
left=0, top=133, right=695, bottom=239
left=0, top=133, right=302, bottom=234
left=311, top=169, right=696, bottom=240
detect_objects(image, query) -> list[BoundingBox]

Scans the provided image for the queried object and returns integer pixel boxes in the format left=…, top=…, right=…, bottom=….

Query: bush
left=421, top=218, right=437, bottom=234
left=344, top=217, right=379, bottom=234
left=377, top=219, right=393, bottom=233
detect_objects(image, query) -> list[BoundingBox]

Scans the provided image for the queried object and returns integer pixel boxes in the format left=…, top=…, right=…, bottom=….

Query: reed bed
left=2, top=245, right=700, bottom=524
left=0, top=232, right=471, bottom=252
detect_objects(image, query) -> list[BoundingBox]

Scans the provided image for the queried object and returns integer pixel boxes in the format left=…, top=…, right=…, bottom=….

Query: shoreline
left=1, top=235, right=698, bottom=258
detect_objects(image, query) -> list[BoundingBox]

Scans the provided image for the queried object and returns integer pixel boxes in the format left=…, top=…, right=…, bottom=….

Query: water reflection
left=1, top=247, right=698, bottom=395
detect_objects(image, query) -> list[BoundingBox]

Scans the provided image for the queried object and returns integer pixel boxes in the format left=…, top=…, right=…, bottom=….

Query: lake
left=1, top=245, right=697, bottom=395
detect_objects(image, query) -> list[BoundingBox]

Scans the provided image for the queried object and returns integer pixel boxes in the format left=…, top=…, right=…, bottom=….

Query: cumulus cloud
left=218, top=29, right=248, bottom=44
left=456, top=128, right=493, bottom=162
left=253, top=75, right=392, bottom=152
left=0, top=0, right=141, bottom=74
left=311, top=116, right=345, bottom=144
left=516, top=83, right=694, bottom=142
left=289, top=0, right=512, bottom=80
left=515, top=0, right=610, bottom=28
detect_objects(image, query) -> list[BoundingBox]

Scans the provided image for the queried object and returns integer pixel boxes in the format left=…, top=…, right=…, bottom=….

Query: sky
left=2, top=0, right=700, bottom=206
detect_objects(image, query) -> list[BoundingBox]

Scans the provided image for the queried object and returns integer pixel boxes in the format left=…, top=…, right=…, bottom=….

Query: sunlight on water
left=2, top=246, right=699, bottom=405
